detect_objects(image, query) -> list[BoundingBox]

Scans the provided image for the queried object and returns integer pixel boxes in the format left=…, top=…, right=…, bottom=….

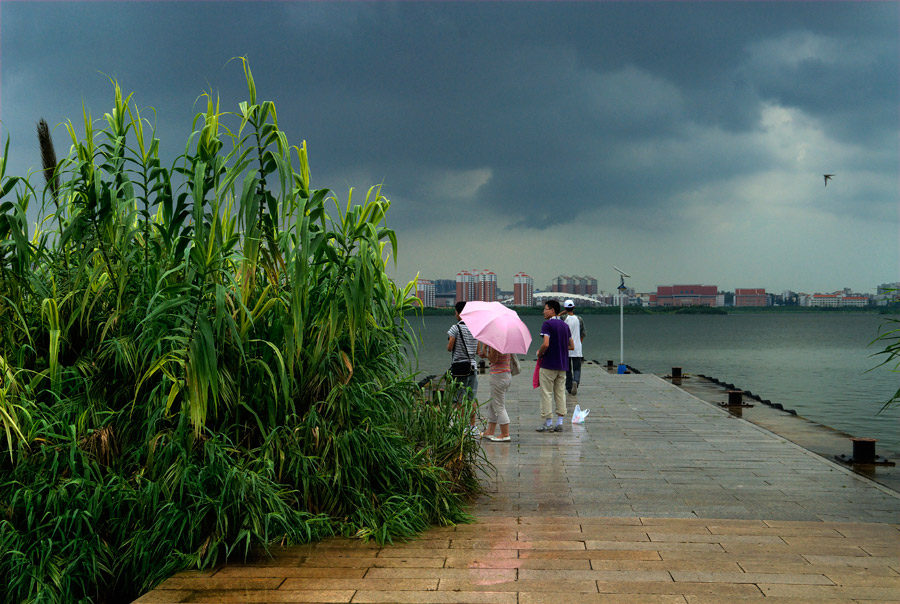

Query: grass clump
left=0, top=60, right=482, bottom=604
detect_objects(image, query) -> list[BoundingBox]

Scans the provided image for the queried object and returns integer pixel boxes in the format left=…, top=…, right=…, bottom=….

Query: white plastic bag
left=571, top=404, right=590, bottom=424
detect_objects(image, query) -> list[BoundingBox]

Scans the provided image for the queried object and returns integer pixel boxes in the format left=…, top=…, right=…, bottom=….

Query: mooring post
left=726, top=390, right=743, bottom=406
left=851, top=438, right=877, bottom=463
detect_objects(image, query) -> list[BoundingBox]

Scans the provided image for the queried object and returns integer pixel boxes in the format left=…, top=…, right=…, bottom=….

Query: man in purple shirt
left=536, top=300, right=575, bottom=432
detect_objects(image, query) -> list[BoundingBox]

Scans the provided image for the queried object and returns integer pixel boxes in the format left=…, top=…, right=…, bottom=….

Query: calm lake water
left=404, top=313, right=899, bottom=455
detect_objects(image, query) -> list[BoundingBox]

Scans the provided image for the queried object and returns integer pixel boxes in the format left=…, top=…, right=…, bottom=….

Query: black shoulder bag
left=449, top=322, right=475, bottom=378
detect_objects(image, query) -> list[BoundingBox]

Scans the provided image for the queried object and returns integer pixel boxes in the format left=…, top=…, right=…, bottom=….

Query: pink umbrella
left=460, top=301, right=532, bottom=355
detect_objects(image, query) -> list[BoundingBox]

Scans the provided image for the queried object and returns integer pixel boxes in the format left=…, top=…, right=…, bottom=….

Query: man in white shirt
left=561, top=300, right=586, bottom=395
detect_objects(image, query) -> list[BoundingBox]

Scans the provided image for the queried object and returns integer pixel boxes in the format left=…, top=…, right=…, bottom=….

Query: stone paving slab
left=134, top=365, right=900, bottom=603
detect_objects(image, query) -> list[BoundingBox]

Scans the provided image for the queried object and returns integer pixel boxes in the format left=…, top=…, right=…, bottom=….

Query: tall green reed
left=0, top=60, right=482, bottom=604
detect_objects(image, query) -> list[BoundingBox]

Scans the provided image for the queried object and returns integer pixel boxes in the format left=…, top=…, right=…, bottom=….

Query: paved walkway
left=136, top=363, right=900, bottom=603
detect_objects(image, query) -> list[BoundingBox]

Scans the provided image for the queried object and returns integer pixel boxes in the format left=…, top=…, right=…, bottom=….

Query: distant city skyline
left=414, top=272, right=897, bottom=308
left=413, top=269, right=897, bottom=297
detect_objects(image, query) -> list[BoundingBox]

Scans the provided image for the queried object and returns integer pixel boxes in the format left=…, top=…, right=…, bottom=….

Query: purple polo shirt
left=539, top=317, right=571, bottom=371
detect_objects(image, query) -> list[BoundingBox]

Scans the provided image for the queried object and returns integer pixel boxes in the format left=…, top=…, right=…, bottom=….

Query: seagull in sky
left=824, top=174, right=835, bottom=187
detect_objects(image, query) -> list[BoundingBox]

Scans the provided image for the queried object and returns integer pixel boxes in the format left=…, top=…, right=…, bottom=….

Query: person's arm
left=579, top=316, right=586, bottom=341
left=447, top=326, right=457, bottom=352
left=568, top=337, right=575, bottom=351
left=487, top=346, right=500, bottom=364
left=537, top=334, right=550, bottom=358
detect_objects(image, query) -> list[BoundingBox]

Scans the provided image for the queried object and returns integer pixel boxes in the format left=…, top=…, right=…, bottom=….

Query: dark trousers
left=566, top=357, right=583, bottom=393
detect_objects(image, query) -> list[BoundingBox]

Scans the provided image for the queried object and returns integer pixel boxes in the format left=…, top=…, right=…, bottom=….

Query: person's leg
left=453, top=376, right=465, bottom=404
left=465, top=373, right=479, bottom=431
left=538, top=367, right=554, bottom=428
left=554, top=369, right=567, bottom=424
left=483, top=373, right=502, bottom=437
left=494, top=372, right=511, bottom=438
left=571, top=357, right=582, bottom=394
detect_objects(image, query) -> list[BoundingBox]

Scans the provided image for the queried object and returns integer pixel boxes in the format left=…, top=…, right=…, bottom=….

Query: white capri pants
left=485, top=371, right=511, bottom=425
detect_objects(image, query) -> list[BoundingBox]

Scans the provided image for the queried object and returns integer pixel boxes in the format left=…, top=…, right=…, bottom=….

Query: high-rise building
left=513, top=272, right=534, bottom=306
left=552, top=275, right=576, bottom=293
left=455, top=271, right=476, bottom=302
left=574, top=275, right=588, bottom=295
left=456, top=270, right=498, bottom=302
left=552, top=274, right=597, bottom=295
left=476, top=270, right=498, bottom=302
left=415, top=278, right=435, bottom=308
left=551, top=275, right=564, bottom=293
left=877, top=283, right=900, bottom=298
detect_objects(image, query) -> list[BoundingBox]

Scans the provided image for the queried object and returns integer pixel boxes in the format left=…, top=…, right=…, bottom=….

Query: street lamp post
left=614, top=267, right=630, bottom=374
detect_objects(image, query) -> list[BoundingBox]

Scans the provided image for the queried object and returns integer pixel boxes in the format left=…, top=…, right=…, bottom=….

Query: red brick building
left=456, top=270, right=498, bottom=302
left=552, top=275, right=576, bottom=294
left=455, top=271, right=476, bottom=302
left=513, top=272, right=534, bottom=306
left=552, top=275, right=598, bottom=295
left=735, top=288, right=767, bottom=307
left=651, top=285, right=719, bottom=307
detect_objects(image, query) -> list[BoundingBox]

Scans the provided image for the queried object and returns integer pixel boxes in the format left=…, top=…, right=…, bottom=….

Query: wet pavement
left=135, top=362, right=900, bottom=603
left=666, top=372, right=900, bottom=494
left=476, top=362, right=899, bottom=523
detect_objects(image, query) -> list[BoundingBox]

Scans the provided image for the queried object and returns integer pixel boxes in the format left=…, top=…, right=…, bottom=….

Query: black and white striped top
left=448, top=322, right=478, bottom=367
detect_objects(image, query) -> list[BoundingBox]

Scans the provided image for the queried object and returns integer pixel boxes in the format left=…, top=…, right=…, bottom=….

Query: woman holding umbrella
left=481, top=345, right=511, bottom=442
left=460, top=301, right=532, bottom=443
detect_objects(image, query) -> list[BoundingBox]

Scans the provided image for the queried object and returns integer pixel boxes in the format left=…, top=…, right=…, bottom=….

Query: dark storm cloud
left=262, top=1, right=897, bottom=230
left=1, top=1, right=897, bottom=234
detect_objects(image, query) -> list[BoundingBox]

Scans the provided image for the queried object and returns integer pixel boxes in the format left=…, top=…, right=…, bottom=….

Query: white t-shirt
left=563, top=314, right=583, bottom=357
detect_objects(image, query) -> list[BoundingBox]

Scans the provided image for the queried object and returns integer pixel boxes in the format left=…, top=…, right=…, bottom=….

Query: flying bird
left=824, top=174, right=835, bottom=187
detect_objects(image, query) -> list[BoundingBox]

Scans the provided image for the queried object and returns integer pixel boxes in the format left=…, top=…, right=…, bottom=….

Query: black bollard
left=726, top=390, right=743, bottom=406
left=851, top=438, right=877, bottom=463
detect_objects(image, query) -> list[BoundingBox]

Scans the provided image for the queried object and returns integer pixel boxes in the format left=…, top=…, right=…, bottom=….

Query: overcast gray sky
left=2, top=1, right=897, bottom=294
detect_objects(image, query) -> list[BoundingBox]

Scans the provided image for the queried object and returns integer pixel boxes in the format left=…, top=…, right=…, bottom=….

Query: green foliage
left=0, top=60, right=481, bottom=604
left=671, top=306, right=727, bottom=315
left=871, top=312, right=900, bottom=410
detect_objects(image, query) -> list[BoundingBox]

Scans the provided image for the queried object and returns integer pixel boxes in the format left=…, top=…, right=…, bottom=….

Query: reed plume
left=37, top=117, right=59, bottom=201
